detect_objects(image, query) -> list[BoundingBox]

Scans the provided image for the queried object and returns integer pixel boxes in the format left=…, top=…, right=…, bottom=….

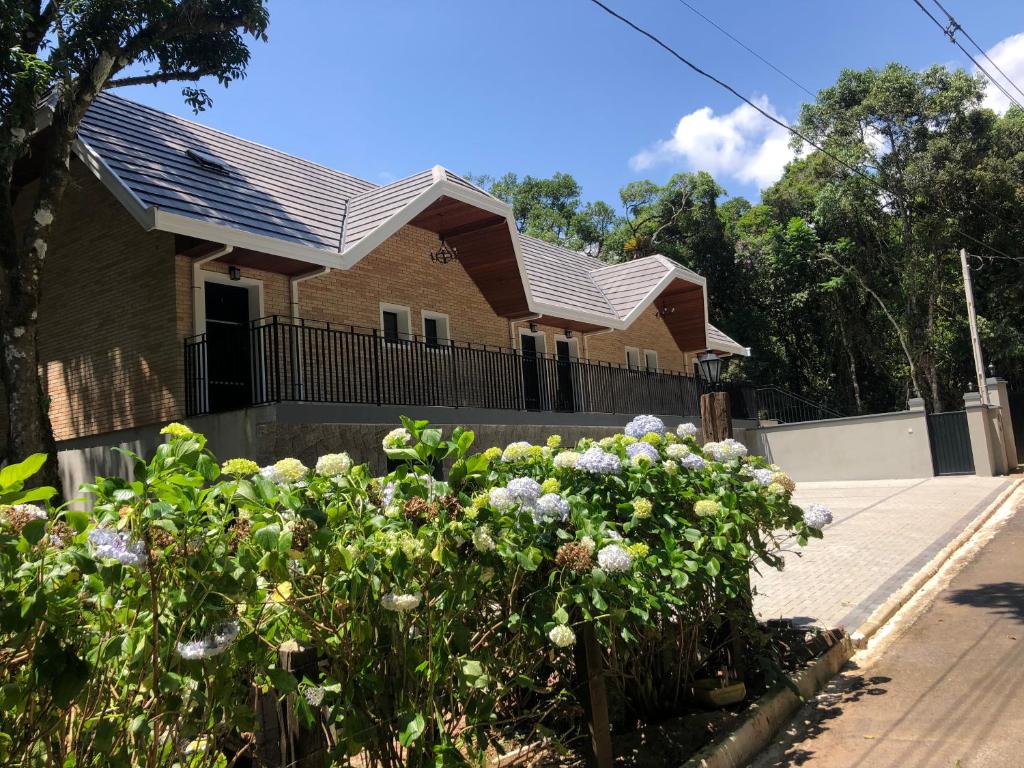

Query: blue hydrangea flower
left=88, top=526, right=148, bottom=567
left=506, top=477, right=542, bottom=503
left=803, top=503, right=833, bottom=529
left=626, top=442, right=660, bottom=465
left=624, top=415, right=667, bottom=438
left=575, top=446, right=622, bottom=475
left=680, top=453, right=706, bottom=471
left=751, top=468, right=774, bottom=486
left=534, top=493, right=570, bottom=523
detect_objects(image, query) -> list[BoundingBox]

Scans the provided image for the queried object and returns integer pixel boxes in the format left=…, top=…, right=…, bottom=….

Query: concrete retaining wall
left=56, top=403, right=756, bottom=496
left=750, top=407, right=934, bottom=482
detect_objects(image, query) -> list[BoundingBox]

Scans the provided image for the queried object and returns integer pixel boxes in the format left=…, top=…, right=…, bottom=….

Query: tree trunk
left=0, top=55, right=115, bottom=493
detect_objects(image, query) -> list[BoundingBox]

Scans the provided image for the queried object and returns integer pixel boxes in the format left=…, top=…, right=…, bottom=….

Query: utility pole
left=960, top=248, right=989, bottom=405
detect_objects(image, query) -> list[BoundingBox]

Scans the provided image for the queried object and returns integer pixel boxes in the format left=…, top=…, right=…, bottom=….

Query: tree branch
left=105, top=69, right=211, bottom=89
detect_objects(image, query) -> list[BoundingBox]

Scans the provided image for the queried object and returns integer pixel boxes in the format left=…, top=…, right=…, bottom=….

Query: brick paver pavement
left=753, top=476, right=1012, bottom=631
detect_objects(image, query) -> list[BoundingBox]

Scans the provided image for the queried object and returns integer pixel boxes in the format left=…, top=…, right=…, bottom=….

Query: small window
left=380, top=304, right=411, bottom=343
left=644, top=350, right=659, bottom=371
left=422, top=312, right=451, bottom=348
left=625, top=347, right=641, bottom=370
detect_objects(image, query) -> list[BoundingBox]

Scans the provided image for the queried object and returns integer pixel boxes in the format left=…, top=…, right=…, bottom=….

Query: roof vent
left=185, top=148, right=229, bottom=176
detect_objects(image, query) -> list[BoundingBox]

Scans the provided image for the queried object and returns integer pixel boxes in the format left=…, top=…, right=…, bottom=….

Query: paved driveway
left=753, top=476, right=1012, bottom=631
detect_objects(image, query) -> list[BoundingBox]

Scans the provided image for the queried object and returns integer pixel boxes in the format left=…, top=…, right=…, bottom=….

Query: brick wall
left=38, top=164, right=180, bottom=441
left=46, top=188, right=700, bottom=443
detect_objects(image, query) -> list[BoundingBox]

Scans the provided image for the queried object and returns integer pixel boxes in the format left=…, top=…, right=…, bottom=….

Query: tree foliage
left=479, top=64, right=1024, bottom=413
left=0, top=0, right=270, bottom=484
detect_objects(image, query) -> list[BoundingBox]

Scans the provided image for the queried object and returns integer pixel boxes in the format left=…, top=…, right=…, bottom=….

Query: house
left=22, top=93, right=750, bottom=488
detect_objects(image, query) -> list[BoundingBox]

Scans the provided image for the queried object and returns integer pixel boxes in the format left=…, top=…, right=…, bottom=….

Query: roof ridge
left=94, top=92, right=380, bottom=191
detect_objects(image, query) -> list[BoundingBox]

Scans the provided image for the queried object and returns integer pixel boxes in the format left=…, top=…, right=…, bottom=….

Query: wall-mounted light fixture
left=564, top=329, right=574, bottom=339
left=529, top=322, right=539, bottom=333
left=654, top=299, right=675, bottom=318
left=228, top=265, right=241, bottom=281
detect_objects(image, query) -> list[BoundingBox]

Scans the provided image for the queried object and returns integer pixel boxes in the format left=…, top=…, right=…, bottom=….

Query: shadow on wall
left=46, top=347, right=177, bottom=442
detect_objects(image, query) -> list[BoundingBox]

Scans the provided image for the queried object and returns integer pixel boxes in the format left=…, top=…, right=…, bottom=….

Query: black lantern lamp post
left=697, top=350, right=731, bottom=444
left=697, top=351, right=723, bottom=390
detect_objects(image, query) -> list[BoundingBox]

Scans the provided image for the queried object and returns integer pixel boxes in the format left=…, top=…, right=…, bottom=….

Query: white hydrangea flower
left=597, top=544, right=632, bottom=573
left=624, top=415, right=667, bottom=438
left=488, top=487, right=515, bottom=511
left=534, top=493, right=570, bottom=523
left=803, top=503, right=833, bottom=529
left=548, top=624, right=576, bottom=648
left=580, top=536, right=596, bottom=554
left=259, top=464, right=282, bottom=483
left=501, top=441, right=533, bottom=462
left=676, top=422, right=698, bottom=438
left=506, top=477, right=542, bottom=503
left=472, top=526, right=495, bottom=552
left=273, top=458, right=308, bottom=483
left=553, top=450, right=581, bottom=469
left=665, top=443, right=691, bottom=459
left=703, top=439, right=748, bottom=462
left=175, top=621, right=239, bottom=660
left=383, top=427, right=412, bottom=449
left=750, top=468, right=773, bottom=486
left=315, top=452, right=352, bottom=477
left=381, top=592, right=422, bottom=612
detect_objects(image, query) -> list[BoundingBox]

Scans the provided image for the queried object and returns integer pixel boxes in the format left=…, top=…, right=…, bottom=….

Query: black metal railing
left=755, top=386, right=843, bottom=424
left=184, top=315, right=757, bottom=420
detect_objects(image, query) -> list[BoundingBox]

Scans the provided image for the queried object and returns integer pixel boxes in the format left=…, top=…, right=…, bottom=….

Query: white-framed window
left=644, top=349, right=659, bottom=371
left=422, top=311, right=451, bottom=348
left=625, top=346, right=641, bottom=370
left=380, top=303, right=412, bottom=344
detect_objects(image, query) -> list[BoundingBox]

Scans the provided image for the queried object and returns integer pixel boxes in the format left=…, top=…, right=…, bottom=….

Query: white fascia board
left=72, top=139, right=155, bottom=230
left=341, top=178, right=514, bottom=265
left=528, top=301, right=623, bottom=329
left=151, top=210, right=350, bottom=269
left=618, top=267, right=707, bottom=327
left=709, top=337, right=752, bottom=357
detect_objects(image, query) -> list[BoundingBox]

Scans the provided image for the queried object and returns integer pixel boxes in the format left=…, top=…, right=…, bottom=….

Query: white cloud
left=629, top=96, right=796, bottom=189
left=979, top=32, right=1024, bottom=113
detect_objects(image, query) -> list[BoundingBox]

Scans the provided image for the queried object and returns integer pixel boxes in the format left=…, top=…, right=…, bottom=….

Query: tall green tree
left=0, top=1, right=269, bottom=485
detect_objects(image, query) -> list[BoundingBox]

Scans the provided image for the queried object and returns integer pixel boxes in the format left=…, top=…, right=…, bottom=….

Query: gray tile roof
left=79, top=93, right=373, bottom=251
left=518, top=236, right=618, bottom=320
left=707, top=323, right=750, bottom=356
left=74, top=94, right=742, bottom=353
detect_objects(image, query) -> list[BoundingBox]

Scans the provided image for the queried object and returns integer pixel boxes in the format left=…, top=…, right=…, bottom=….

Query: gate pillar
left=985, top=377, right=1018, bottom=470
left=964, top=392, right=1003, bottom=477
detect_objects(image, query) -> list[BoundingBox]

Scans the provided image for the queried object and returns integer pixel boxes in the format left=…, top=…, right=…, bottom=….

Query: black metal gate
left=927, top=410, right=975, bottom=475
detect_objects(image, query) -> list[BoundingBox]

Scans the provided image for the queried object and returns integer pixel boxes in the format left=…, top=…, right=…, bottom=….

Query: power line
left=929, top=0, right=1024, bottom=103
left=671, top=0, right=816, bottom=98
left=909, top=0, right=1024, bottom=111
left=584, top=0, right=1020, bottom=264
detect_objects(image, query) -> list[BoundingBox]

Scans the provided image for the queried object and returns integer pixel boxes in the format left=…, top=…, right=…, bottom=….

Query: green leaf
left=266, top=667, right=298, bottom=694
left=0, top=453, right=46, bottom=488
left=704, top=557, right=721, bottom=577
left=21, top=518, right=46, bottom=544
left=553, top=606, right=569, bottom=625
left=399, top=712, right=426, bottom=746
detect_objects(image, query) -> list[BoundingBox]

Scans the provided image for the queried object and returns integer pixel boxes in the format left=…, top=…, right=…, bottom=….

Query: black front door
left=205, top=282, right=252, bottom=412
left=555, top=340, right=575, bottom=412
left=520, top=334, right=541, bottom=410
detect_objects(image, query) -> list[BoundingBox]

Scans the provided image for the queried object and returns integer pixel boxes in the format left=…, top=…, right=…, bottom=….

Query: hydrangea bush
left=0, top=417, right=827, bottom=767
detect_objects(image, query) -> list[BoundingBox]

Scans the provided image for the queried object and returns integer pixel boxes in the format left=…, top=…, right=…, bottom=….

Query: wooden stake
left=575, top=623, right=614, bottom=768
left=700, top=390, right=732, bottom=442
left=278, top=640, right=326, bottom=768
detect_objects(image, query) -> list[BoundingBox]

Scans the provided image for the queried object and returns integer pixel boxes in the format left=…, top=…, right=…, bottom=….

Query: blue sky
left=119, top=0, right=1024, bottom=206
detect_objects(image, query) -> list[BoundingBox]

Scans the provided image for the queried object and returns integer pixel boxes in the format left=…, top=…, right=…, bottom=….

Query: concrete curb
left=681, top=476, right=1022, bottom=768
left=681, top=634, right=855, bottom=768
left=849, top=477, right=1022, bottom=649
